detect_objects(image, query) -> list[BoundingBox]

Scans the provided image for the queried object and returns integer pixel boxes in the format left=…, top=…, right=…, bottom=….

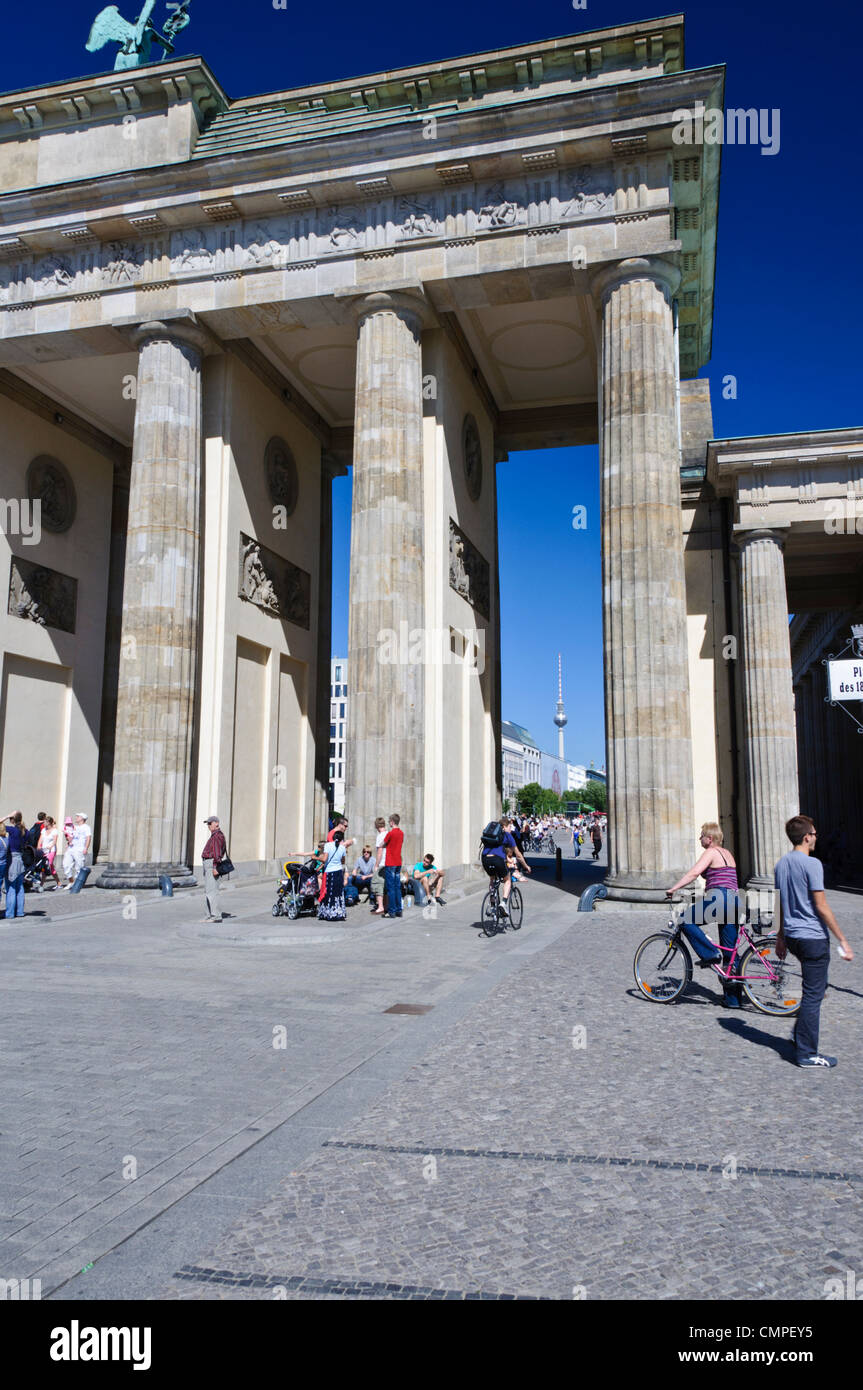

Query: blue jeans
left=680, top=888, right=741, bottom=998
left=383, top=866, right=402, bottom=916
left=785, top=937, right=830, bottom=1061
left=5, top=854, right=25, bottom=918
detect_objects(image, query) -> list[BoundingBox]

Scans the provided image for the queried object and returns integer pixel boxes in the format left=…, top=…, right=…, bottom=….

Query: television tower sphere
left=554, top=653, right=567, bottom=728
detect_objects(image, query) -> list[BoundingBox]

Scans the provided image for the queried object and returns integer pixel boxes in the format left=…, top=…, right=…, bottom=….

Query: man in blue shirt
left=775, top=814, right=853, bottom=1068
left=481, top=817, right=531, bottom=919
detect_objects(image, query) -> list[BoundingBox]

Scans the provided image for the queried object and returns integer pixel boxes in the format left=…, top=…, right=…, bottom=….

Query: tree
left=516, top=782, right=543, bottom=815
left=581, top=780, right=607, bottom=811
left=502, top=798, right=511, bottom=815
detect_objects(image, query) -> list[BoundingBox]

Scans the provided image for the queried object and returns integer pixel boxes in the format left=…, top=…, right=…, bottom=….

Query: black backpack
left=480, top=821, right=506, bottom=849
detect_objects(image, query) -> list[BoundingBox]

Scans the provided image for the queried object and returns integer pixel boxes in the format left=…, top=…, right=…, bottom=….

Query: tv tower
left=553, top=653, right=567, bottom=761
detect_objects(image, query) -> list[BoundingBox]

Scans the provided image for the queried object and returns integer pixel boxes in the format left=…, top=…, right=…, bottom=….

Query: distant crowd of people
left=0, top=811, right=92, bottom=917
left=508, top=811, right=607, bottom=859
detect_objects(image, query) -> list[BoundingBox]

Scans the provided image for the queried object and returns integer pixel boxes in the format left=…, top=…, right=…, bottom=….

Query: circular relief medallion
left=462, top=414, right=482, bottom=502
left=26, top=455, right=76, bottom=533
left=265, top=436, right=299, bottom=516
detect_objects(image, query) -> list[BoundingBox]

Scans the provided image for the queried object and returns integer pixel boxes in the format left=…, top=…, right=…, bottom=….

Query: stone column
left=96, top=318, right=210, bottom=888
left=313, top=455, right=346, bottom=842
left=343, top=290, right=426, bottom=864
left=737, top=528, right=799, bottom=886
left=591, top=257, right=695, bottom=900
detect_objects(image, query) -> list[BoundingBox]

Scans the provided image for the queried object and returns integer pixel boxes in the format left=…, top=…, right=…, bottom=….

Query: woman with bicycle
left=666, top=823, right=743, bottom=1007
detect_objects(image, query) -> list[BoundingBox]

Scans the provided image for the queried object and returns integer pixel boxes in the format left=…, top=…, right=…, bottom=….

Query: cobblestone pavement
left=3, top=858, right=860, bottom=1301
left=0, top=859, right=560, bottom=1296
left=159, top=882, right=863, bottom=1302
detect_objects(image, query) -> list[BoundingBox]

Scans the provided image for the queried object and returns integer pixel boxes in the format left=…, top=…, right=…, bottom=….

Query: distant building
left=329, top=657, right=348, bottom=811
left=501, top=721, right=541, bottom=806
left=501, top=718, right=605, bottom=808
left=569, top=763, right=607, bottom=792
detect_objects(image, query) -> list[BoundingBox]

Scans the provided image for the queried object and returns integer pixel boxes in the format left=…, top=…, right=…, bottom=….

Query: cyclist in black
left=480, top=816, right=531, bottom=918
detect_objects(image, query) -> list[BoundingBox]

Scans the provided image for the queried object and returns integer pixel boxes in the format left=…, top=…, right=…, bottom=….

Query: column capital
left=334, top=283, right=435, bottom=334
left=734, top=526, right=789, bottom=552
left=116, top=310, right=220, bottom=357
left=590, top=255, right=680, bottom=307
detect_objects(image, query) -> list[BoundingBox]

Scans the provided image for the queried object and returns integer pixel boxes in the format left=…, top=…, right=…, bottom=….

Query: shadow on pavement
left=717, top=1015, right=797, bottom=1063
left=522, top=850, right=606, bottom=899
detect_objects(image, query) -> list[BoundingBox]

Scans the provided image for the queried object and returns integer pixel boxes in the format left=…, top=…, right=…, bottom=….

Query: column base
left=602, top=873, right=689, bottom=905
left=95, top=862, right=197, bottom=890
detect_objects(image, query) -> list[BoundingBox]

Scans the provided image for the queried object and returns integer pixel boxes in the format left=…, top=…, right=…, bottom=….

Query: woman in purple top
left=666, top=823, right=742, bottom=1007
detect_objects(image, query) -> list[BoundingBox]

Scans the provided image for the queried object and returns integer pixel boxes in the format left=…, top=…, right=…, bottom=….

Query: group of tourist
left=283, top=812, right=447, bottom=925
left=0, top=810, right=92, bottom=918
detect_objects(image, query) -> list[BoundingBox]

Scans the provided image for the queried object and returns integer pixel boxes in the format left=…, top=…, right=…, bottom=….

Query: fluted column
left=97, top=318, right=209, bottom=888
left=592, top=257, right=695, bottom=900
left=810, top=657, right=828, bottom=831
left=738, top=528, right=799, bottom=886
left=344, top=291, right=426, bottom=864
left=795, top=671, right=812, bottom=816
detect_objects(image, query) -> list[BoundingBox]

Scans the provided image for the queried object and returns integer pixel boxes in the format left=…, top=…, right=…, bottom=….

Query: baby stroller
left=272, top=858, right=321, bottom=919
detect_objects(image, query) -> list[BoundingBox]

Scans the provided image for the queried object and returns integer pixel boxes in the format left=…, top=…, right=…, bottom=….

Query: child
left=506, top=848, right=525, bottom=883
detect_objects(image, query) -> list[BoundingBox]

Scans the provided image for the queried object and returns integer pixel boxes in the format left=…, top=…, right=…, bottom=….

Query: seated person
left=351, top=846, right=376, bottom=902
left=480, top=817, right=531, bottom=918
left=412, top=853, right=446, bottom=907
left=666, top=822, right=742, bottom=1008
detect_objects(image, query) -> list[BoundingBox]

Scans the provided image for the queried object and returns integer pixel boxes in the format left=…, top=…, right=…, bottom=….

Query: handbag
left=215, top=855, right=235, bottom=877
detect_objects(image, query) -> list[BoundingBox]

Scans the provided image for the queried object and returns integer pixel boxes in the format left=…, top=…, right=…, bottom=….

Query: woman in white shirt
left=317, top=830, right=354, bottom=922
left=37, top=816, right=60, bottom=891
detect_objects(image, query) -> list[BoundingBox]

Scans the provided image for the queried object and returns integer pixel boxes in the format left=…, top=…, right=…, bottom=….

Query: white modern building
left=501, top=720, right=541, bottom=807
left=329, top=656, right=348, bottom=813
left=568, top=763, right=607, bottom=792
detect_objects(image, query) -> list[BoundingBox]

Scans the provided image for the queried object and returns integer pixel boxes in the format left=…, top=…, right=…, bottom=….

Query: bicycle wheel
left=508, top=887, right=523, bottom=930
left=633, top=932, right=692, bottom=1003
left=480, top=891, right=499, bottom=937
left=739, top=937, right=802, bottom=1015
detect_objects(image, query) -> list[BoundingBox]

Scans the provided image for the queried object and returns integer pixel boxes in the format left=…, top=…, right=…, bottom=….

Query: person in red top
left=201, top=815, right=227, bottom=922
left=382, top=813, right=404, bottom=919
left=327, top=816, right=348, bottom=843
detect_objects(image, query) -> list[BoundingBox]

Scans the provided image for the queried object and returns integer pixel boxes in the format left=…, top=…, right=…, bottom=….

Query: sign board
left=827, top=659, right=863, bottom=702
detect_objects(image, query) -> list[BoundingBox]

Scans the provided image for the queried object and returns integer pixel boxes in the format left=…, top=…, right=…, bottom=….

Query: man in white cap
left=201, top=816, right=226, bottom=922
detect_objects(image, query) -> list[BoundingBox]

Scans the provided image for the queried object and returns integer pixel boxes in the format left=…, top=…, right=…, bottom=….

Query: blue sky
left=6, top=1, right=860, bottom=770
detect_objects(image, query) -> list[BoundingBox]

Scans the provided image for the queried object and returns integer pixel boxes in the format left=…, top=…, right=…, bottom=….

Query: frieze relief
left=0, top=168, right=615, bottom=304
left=449, top=518, right=490, bottom=620
left=8, top=556, right=77, bottom=633
left=238, top=532, right=310, bottom=629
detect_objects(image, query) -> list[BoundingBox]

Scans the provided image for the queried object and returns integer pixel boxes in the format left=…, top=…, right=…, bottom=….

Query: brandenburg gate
left=1, top=14, right=860, bottom=897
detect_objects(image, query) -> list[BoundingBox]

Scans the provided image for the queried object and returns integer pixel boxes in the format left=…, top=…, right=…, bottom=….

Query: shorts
left=481, top=852, right=509, bottom=879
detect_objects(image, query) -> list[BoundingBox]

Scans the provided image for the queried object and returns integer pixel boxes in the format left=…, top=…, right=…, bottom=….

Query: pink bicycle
left=633, top=913, right=802, bottom=1015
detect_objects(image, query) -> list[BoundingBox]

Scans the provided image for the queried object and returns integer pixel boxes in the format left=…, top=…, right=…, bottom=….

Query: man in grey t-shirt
left=775, top=814, right=853, bottom=1068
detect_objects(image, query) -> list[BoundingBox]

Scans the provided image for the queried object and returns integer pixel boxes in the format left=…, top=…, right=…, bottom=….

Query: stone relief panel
left=462, top=414, right=482, bottom=502
left=26, top=455, right=76, bottom=533
left=8, top=556, right=77, bottom=633
left=32, top=253, right=74, bottom=297
left=265, top=436, right=299, bottom=515
left=170, top=226, right=216, bottom=273
left=449, top=517, right=490, bottom=620
left=0, top=167, right=617, bottom=304
left=560, top=167, right=613, bottom=219
left=397, top=195, right=441, bottom=240
left=238, top=532, right=310, bottom=628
